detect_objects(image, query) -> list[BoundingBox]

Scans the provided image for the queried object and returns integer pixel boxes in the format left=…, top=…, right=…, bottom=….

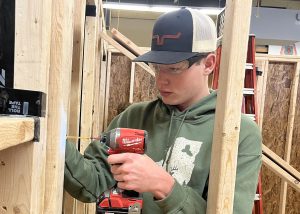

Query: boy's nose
left=155, top=72, right=169, bottom=86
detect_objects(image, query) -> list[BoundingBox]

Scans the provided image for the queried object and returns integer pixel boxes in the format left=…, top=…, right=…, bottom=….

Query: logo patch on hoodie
left=157, top=137, right=203, bottom=185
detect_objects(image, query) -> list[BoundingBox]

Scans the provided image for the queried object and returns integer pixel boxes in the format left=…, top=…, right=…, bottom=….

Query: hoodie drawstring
left=163, top=109, right=189, bottom=171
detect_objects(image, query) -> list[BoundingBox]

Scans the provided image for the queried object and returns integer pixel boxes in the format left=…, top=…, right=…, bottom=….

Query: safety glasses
left=148, top=54, right=208, bottom=75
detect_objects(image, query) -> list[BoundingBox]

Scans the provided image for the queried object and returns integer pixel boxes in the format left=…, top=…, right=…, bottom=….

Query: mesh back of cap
left=189, top=8, right=217, bottom=53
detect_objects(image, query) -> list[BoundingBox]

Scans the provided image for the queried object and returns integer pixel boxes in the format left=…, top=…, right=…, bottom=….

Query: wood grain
left=0, top=117, right=34, bottom=151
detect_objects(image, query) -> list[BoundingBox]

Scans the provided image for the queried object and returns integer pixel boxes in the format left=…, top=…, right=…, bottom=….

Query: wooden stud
left=262, top=145, right=300, bottom=181
left=258, top=59, right=269, bottom=129
left=129, top=62, right=136, bottom=103
left=63, top=0, right=87, bottom=213
left=92, top=0, right=103, bottom=138
left=279, top=62, right=300, bottom=214
left=0, top=0, right=52, bottom=213
left=79, top=3, right=98, bottom=153
left=0, top=117, right=35, bottom=151
left=67, top=0, right=87, bottom=146
left=44, top=0, right=74, bottom=213
left=76, top=1, right=100, bottom=213
left=255, top=45, right=268, bottom=54
left=256, top=54, right=300, bottom=63
left=98, top=41, right=108, bottom=132
left=99, top=0, right=106, bottom=32
left=110, top=28, right=146, bottom=56
left=103, top=51, right=112, bottom=130
left=262, top=155, right=300, bottom=192
left=206, top=1, right=253, bottom=213
left=91, top=56, right=101, bottom=136
left=14, top=0, right=52, bottom=90
left=255, top=59, right=266, bottom=129
left=99, top=32, right=155, bottom=76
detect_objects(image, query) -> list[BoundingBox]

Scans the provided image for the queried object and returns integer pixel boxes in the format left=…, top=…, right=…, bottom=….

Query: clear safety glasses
left=148, top=54, right=208, bottom=75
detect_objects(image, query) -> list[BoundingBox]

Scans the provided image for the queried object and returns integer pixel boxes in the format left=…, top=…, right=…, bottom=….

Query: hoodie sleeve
left=64, top=140, right=116, bottom=202
left=155, top=180, right=207, bottom=213
left=233, top=116, right=262, bottom=214
left=155, top=116, right=262, bottom=214
left=64, top=113, right=125, bottom=202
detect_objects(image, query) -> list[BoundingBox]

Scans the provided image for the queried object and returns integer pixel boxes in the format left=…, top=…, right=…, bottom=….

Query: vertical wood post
left=63, top=0, right=87, bottom=213
left=0, top=0, right=52, bottom=213
left=207, top=0, right=253, bottom=213
left=44, top=0, right=74, bottom=213
left=99, top=42, right=108, bottom=133
left=103, top=51, right=112, bottom=130
left=129, top=62, right=136, bottom=103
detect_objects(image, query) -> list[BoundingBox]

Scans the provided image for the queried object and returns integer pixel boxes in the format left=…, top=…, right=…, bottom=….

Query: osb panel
left=286, top=65, right=300, bottom=214
left=261, top=62, right=295, bottom=214
left=107, top=54, right=131, bottom=125
left=133, top=64, right=158, bottom=102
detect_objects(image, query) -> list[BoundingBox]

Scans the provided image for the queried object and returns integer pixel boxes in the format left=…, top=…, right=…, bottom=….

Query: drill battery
left=96, top=188, right=142, bottom=214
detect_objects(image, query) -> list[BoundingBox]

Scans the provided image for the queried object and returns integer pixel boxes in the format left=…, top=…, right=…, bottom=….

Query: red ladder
left=212, top=35, right=263, bottom=214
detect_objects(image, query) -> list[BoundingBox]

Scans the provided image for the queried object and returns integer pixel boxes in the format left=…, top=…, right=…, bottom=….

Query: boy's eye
left=168, top=67, right=182, bottom=73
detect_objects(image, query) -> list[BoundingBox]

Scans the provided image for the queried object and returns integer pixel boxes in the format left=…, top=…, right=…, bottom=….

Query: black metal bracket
left=0, top=87, right=46, bottom=117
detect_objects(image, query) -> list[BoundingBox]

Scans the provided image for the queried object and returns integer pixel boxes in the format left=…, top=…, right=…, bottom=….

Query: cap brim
left=133, top=51, right=199, bottom=64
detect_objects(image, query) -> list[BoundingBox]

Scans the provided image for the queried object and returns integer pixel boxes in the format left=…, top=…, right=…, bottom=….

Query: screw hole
left=1, top=161, right=5, bottom=166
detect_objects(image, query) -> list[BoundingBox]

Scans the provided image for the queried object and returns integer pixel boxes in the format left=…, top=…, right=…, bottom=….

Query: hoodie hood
left=157, top=90, right=217, bottom=122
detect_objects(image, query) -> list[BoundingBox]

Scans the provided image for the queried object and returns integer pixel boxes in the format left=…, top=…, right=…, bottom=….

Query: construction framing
left=1, top=0, right=300, bottom=214
left=256, top=54, right=300, bottom=214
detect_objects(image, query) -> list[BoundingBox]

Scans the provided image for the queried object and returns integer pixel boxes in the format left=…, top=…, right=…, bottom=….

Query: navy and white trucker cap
left=133, top=7, right=217, bottom=64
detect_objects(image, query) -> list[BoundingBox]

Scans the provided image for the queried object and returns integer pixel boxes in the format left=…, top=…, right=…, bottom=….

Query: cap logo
left=152, top=32, right=182, bottom=46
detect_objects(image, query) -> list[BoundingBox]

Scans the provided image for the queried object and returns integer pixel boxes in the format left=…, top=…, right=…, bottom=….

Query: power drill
left=97, top=128, right=148, bottom=214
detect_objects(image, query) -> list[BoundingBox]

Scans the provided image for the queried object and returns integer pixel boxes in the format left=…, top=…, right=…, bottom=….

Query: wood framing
left=279, top=61, right=300, bottom=214
left=99, top=32, right=155, bottom=76
left=0, top=0, right=52, bottom=213
left=63, top=0, right=87, bottom=213
left=67, top=0, right=87, bottom=146
left=262, top=155, right=300, bottom=192
left=98, top=40, right=108, bottom=133
left=256, top=54, right=300, bottom=213
left=262, top=145, right=300, bottom=181
left=92, top=34, right=102, bottom=139
left=79, top=2, right=98, bottom=153
left=206, top=1, right=253, bottom=213
left=77, top=2, right=100, bottom=213
left=0, top=117, right=35, bottom=151
left=111, top=28, right=146, bottom=56
left=255, top=59, right=269, bottom=129
left=129, top=62, right=136, bottom=103
left=44, top=0, right=74, bottom=213
left=103, top=51, right=112, bottom=130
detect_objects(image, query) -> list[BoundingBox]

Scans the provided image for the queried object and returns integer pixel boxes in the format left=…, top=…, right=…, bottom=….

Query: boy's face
left=153, top=53, right=216, bottom=111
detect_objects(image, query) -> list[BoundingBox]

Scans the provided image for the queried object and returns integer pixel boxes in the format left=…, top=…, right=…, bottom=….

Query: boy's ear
left=203, top=53, right=216, bottom=76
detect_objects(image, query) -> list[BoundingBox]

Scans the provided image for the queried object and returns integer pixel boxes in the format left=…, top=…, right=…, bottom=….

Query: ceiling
left=104, top=0, right=300, bottom=47
left=105, top=0, right=226, bottom=7
left=107, top=0, right=300, bottom=18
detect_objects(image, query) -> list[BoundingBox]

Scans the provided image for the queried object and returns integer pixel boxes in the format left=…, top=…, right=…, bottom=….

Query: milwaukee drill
left=97, top=128, right=148, bottom=214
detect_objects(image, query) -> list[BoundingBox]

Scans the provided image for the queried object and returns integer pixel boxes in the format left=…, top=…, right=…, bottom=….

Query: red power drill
left=97, top=128, right=148, bottom=214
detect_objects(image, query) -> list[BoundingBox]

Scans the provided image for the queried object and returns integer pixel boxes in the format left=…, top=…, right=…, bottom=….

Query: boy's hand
left=107, top=153, right=175, bottom=200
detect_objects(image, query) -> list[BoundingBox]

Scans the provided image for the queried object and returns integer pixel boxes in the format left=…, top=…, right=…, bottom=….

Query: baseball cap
left=133, top=7, right=217, bottom=65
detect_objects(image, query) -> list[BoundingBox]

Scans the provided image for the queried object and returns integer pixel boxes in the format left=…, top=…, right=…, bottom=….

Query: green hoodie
left=64, top=90, right=262, bottom=213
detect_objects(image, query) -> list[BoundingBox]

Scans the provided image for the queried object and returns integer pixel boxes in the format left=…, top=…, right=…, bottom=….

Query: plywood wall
left=107, top=54, right=131, bottom=125
left=286, top=76, right=300, bottom=213
left=133, top=64, right=158, bottom=103
left=106, top=53, right=158, bottom=127
left=260, top=62, right=298, bottom=214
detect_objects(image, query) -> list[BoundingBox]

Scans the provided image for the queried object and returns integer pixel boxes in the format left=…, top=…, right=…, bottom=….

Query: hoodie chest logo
left=163, top=137, right=203, bottom=185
